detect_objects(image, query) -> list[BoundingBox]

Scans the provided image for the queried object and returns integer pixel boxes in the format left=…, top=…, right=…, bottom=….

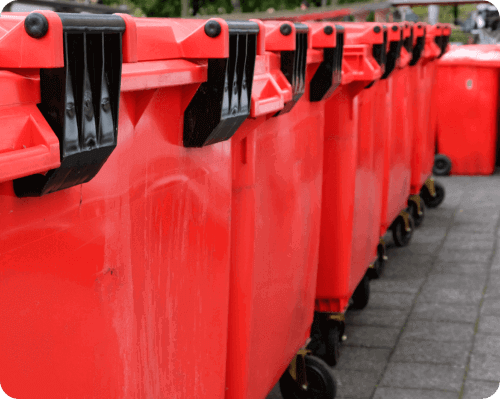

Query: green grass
left=450, top=28, right=474, bottom=44
left=409, top=4, right=477, bottom=24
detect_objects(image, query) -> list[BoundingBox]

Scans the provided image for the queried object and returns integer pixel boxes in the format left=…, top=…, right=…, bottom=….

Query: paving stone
left=367, top=292, right=416, bottom=310
left=488, top=270, right=500, bottom=283
left=370, top=278, right=425, bottom=295
left=436, top=249, right=492, bottom=264
left=429, top=262, right=489, bottom=276
left=462, top=379, right=500, bottom=399
left=477, top=314, right=500, bottom=334
left=345, top=308, right=408, bottom=328
left=480, top=297, right=500, bottom=315
left=385, top=253, right=434, bottom=267
left=468, top=352, right=500, bottom=382
left=422, top=215, right=455, bottom=229
left=484, top=283, right=500, bottom=299
left=452, top=223, right=498, bottom=234
left=266, top=384, right=281, bottom=399
left=425, top=273, right=488, bottom=288
left=443, top=232, right=496, bottom=243
left=343, top=325, right=400, bottom=348
left=334, top=369, right=379, bottom=398
left=410, top=301, right=479, bottom=324
left=373, top=387, right=459, bottom=399
left=442, top=239, right=495, bottom=251
left=400, top=320, right=475, bottom=343
left=383, top=259, right=434, bottom=280
left=454, top=209, right=500, bottom=223
left=396, top=243, right=441, bottom=255
left=379, top=362, right=464, bottom=391
left=410, top=227, right=448, bottom=244
left=473, top=334, right=500, bottom=356
left=418, top=286, right=484, bottom=305
left=391, top=339, right=471, bottom=365
left=335, top=347, right=391, bottom=376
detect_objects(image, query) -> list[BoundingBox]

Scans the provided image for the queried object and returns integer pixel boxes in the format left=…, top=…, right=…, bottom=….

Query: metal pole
left=232, top=0, right=241, bottom=12
left=181, top=0, right=189, bottom=17
left=428, top=4, right=439, bottom=24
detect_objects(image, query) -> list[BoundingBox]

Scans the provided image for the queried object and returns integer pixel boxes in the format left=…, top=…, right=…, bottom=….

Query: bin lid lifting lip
left=308, top=22, right=344, bottom=102
left=14, top=12, right=126, bottom=197
left=182, top=20, right=259, bottom=147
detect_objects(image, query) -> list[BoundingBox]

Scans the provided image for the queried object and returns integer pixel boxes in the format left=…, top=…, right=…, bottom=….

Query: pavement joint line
left=368, top=177, right=465, bottom=399
left=457, top=200, right=500, bottom=399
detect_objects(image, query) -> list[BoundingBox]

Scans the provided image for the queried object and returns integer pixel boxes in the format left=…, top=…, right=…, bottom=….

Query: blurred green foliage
left=337, top=0, right=369, bottom=5
left=104, top=0, right=351, bottom=17
left=412, top=4, right=476, bottom=23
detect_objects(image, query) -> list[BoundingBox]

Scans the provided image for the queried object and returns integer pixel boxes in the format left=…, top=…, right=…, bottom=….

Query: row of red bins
left=0, top=11, right=449, bottom=399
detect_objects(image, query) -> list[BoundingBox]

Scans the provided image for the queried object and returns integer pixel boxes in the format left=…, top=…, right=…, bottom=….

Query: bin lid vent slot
left=404, top=28, right=413, bottom=54
left=382, top=39, right=401, bottom=79
left=410, top=35, right=425, bottom=66
left=309, top=28, right=344, bottom=102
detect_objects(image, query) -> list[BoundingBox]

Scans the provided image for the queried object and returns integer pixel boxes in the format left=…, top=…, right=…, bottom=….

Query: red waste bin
left=0, top=12, right=259, bottom=399
left=226, top=20, right=342, bottom=399
left=309, top=22, right=386, bottom=368
left=435, top=45, right=500, bottom=175
left=380, top=22, right=417, bottom=246
left=409, top=23, right=446, bottom=210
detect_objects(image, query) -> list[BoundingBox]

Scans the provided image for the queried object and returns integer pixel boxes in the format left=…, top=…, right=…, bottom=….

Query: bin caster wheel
left=408, top=196, right=425, bottom=228
left=308, top=314, right=343, bottom=367
left=279, top=355, right=337, bottom=399
left=350, top=274, right=370, bottom=310
left=368, top=242, right=386, bottom=279
left=391, top=212, right=414, bottom=247
left=433, top=154, right=452, bottom=176
left=422, top=181, right=445, bottom=209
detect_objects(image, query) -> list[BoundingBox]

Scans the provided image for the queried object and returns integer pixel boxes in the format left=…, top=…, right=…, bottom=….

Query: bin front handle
left=0, top=105, right=61, bottom=185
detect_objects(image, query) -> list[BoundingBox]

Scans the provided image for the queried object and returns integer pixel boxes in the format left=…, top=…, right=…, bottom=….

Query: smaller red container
left=435, top=45, right=500, bottom=175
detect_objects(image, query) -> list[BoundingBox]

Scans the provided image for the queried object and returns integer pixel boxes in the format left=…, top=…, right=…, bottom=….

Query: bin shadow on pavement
left=266, top=171, right=500, bottom=399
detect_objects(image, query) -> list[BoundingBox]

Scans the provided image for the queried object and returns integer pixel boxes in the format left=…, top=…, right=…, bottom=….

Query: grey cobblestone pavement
left=267, top=174, right=500, bottom=399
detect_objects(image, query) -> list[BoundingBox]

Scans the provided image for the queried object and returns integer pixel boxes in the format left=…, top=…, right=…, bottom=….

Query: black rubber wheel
left=368, top=243, right=386, bottom=279
left=368, top=258, right=383, bottom=280
left=323, top=321, right=341, bottom=367
left=307, top=315, right=342, bottom=367
left=408, top=197, right=425, bottom=228
left=433, top=154, right=452, bottom=176
left=350, top=274, right=370, bottom=310
left=279, top=355, right=337, bottom=399
left=392, top=213, right=414, bottom=247
left=423, top=181, right=445, bottom=209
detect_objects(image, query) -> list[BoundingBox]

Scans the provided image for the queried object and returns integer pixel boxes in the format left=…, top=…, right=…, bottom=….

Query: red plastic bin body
left=380, top=22, right=413, bottom=235
left=410, top=24, right=441, bottom=194
left=316, top=22, right=385, bottom=314
left=435, top=45, right=500, bottom=175
left=0, top=12, right=258, bottom=399
left=226, top=20, right=342, bottom=399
